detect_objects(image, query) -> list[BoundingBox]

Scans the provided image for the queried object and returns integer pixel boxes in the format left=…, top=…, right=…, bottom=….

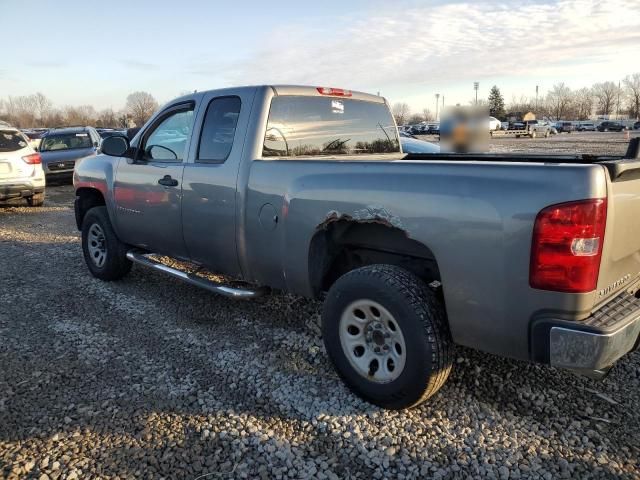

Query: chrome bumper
left=549, top=303, right=640, bottom=371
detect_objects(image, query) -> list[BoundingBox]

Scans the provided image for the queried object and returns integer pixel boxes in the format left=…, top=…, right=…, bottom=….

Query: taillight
left=530, top=198, right=607, bottom=293
left=22, top=153, right=41, bottom=164
left=316, top=87, right=352, bottom=97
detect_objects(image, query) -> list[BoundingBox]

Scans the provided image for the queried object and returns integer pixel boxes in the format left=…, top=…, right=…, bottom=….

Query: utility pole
left=442, top=95, right=445, bottom=111
left=535, top=85, right=539, bottom=114
left=474, top=82, right=479, bottom=105
left=616, top=81, right=620, bottom=119
left=435, top=93, right=440, bottom=121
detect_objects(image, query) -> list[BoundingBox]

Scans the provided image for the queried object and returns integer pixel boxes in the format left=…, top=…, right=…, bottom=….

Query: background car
left=489, top=117, right=501, bottom=131
left=576, top=122, right=596, bottom=131
left=39, top=126, right=102, bottom=181
left=21, top=128, right=48, bottom=150
left=555, top=121, right=575, bottom=133
left=634, top=121, right=640, bottom=130
left=96, top=128, right=127, bottom=139
left=398, top=131, right=440, bottom=153
left=0, top=127, right=45, bottom=206
left=597, top=121, right=624, bottom=132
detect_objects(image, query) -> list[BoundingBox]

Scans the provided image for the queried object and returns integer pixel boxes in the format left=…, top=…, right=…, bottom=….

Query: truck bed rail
left=403, top=138, right=640, bottom=181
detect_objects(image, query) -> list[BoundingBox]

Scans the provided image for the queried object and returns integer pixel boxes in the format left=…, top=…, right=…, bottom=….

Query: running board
left=126, top=251, right=267, bottom=299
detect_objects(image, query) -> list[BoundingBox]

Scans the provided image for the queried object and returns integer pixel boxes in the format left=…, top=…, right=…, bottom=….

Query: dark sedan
left=597, top=121, right=624, bottom=132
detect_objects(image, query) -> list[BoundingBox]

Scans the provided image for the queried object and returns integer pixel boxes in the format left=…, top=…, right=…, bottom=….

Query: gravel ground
left=1, top=137, right=639, bottom=479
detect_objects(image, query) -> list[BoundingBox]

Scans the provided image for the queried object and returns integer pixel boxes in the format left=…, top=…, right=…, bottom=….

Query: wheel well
left=309, top=220, right=441, bottom=298
left=75, top=188, right=106, bottom=230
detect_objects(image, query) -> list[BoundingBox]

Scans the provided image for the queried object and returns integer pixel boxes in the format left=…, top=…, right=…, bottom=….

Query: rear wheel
left=322, top=264, right=453, bottom=409
left=81, top=206, right=131, bottom=281
left=26, top=192, right=45, bottom=207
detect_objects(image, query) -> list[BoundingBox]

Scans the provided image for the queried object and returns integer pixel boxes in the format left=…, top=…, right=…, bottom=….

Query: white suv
left=0, top=127, right=46, bottom=206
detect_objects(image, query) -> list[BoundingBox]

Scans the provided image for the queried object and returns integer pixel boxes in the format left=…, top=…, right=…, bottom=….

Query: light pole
left=535, top=85, right=539, bottom=114
left=616, top=80, right=621, bottom=119
left=435, top=93, right=440, bottom=121
left=474, top=82, right=479, bottom=105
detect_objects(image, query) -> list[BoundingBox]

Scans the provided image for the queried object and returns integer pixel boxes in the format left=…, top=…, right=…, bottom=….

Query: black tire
left=26, top=192, right=45, bottom=207
left=322, top=264, right=453, bottom=409
left=81, top=206, right=131, bottom=281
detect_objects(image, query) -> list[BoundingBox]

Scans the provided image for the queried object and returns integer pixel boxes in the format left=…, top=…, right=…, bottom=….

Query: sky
left=2, top=0, right=640, bottom=113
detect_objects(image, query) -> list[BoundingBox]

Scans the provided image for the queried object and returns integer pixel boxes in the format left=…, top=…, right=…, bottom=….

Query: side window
left=143, top=107, right=194, bottom=162
left=197, top=96, right=241, bottom=163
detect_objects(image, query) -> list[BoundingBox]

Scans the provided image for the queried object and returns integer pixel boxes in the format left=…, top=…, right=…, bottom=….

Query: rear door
left=596, top=160, right=640, bottom=305
left=181, top=88, right=255, bottom=276
left=113, top=102, right=196, bottom=258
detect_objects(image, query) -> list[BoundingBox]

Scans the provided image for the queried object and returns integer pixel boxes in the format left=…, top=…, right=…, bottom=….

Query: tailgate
left=596, top=154, right=640, bottom=305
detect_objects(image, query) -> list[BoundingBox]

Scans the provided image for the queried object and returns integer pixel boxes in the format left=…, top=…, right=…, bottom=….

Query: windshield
left=41, top=132, right=92, bottom=152
left=263, top=96, right=399, bottom=157
left=0, top=130, right=29, bottom=152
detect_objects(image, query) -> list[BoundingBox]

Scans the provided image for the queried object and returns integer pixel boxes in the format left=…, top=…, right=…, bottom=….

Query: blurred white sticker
left=75, top=133, right=88, bottom=137
left=331, top=100, right=344, bottom=114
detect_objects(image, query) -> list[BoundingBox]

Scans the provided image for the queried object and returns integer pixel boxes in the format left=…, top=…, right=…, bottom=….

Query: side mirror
left=101, top=135, right=129, bottom=157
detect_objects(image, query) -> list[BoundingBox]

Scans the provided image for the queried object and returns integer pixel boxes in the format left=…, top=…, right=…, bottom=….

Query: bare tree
left=96, top=108, right=118, bottom=128
left=422, top=108, right=435, bottom=122
left=593, top=81, right=619, bottom=116
left=406, top=114, right=424, bottom=125
left=623, top=73, right=640, bottom=119
left=126, top=91, right=159, bottom=126
left=391, top=102, right=410, bottom=125
left=573, top=88, right=593, bottom=120
left=63, top=105, right=96, bottom=126
left=545, top=83, right=573, bottom=120
left=507, top=95, right=533, bottom=116
left=4, top=95, right=38, bottom=127
left=34, top=92, right=52, bottom=125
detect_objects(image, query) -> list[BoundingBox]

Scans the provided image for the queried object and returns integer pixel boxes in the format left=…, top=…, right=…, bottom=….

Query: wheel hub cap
left=87, top=223, right=107, bottom=268
left=339, top=300, right=407, bottom=383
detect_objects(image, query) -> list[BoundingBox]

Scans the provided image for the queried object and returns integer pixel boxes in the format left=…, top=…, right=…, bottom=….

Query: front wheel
left=322, top=265, right=453, bottom=409
left=81, top=206, right=132, bottom=281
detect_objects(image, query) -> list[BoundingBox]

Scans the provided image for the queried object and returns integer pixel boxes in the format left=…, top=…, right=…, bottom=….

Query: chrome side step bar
left=126, top=251, right=267, bottom=299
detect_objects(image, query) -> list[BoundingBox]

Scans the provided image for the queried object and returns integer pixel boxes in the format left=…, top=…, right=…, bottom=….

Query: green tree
left=488, top=85, right=505, bottom=119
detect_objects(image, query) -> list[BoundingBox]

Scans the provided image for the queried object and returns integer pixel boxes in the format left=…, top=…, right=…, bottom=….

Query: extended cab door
left=113, top=101, right=196, bottom=258
left=181, top=88, right=256, bottom=276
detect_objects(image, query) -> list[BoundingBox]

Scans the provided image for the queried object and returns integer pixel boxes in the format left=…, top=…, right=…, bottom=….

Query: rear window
left=41, top=132, right=92, bottom=152
left=0, top=130, right=28, bottom=152
left=263, top=96, right=399, bottom=157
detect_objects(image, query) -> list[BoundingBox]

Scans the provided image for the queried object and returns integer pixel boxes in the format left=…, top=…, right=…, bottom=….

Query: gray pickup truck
left=74, top=85, right=640, bottom=409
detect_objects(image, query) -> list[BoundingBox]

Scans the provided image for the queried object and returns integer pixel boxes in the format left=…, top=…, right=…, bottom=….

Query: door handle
left=158, top=175, right=178, bottom=187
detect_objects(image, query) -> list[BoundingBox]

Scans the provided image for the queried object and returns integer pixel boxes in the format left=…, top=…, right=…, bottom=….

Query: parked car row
left=401, top=123, right=440, bottom=135
left=0, top=123, right=113, bottom=207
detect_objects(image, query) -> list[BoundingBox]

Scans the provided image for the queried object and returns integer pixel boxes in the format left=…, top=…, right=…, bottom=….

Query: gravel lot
left=1, top=133, right=639, bottom=479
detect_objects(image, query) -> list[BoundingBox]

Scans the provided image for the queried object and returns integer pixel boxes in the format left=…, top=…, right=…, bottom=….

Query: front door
left=114, top=103, right=195, bottom=258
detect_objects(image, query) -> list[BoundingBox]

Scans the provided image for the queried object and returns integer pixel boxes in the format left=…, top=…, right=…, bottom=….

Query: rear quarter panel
left=243, top=159, right=607, bottom=361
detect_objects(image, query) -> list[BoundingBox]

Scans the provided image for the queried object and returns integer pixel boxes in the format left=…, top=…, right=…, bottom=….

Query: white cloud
left=220, top=0, right=640, bottom=106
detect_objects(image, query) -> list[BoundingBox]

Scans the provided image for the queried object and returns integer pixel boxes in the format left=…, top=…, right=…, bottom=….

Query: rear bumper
left=0, top=183, right=45, bottom=201
left=532, top=292, right=640, bottom=372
